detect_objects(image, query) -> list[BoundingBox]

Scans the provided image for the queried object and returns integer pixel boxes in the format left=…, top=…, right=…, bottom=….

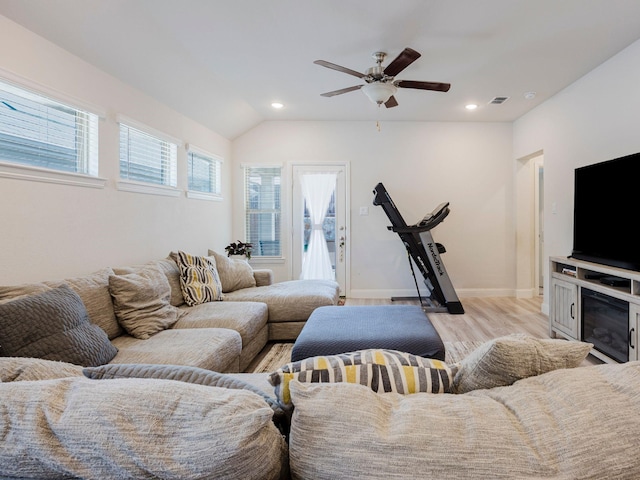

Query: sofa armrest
left=253, top=269, right=274, bottom=287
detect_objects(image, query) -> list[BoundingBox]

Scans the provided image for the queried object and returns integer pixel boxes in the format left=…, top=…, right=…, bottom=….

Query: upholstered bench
left=291, top=305, right=446, bottom=362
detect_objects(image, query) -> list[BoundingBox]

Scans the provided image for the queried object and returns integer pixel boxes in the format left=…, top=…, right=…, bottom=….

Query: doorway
left=291, top=164, right=348, bottom=295
left=534, top=158, right=544, bottom=295
left=516, top=151, right=544, bottom=301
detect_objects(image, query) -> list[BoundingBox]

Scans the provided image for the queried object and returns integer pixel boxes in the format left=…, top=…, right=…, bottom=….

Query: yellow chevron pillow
left=175, top=251, right=223, bottom=306
left=269, top=349, right=455, bottom=405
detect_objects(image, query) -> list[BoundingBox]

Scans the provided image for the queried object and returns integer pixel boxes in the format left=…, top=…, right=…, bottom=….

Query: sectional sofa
left=1, top=336, right=639, bottom=479
left=0, top=250, right=339, bottom=373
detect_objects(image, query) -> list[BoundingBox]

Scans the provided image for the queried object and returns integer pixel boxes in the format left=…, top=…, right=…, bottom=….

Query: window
left=244, top=166, right=282, bottom=257
left=119, top=123, right=177, bottom=188
left=0, top=79, right=98, bottom=176
left=187, top=146, right=222, bottom=199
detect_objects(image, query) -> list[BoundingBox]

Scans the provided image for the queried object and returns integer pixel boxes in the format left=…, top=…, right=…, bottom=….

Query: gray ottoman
left=291, top=305, right=445, bottom=362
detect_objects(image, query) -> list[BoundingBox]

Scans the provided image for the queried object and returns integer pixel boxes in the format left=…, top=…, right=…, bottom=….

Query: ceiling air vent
left=489, top=96, right=510, bottom=105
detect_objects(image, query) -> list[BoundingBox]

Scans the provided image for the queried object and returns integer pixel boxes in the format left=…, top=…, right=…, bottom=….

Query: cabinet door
left=630, top=304, right=640, bottom=362
left=550, top=278, right=579, bottom=339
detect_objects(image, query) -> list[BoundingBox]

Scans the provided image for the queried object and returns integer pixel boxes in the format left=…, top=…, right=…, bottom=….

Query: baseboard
left=348, top=287, right=517, bottom=299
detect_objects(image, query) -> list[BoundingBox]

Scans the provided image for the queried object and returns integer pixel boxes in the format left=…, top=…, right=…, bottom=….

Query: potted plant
left=224, top=240, right=253, bottom=259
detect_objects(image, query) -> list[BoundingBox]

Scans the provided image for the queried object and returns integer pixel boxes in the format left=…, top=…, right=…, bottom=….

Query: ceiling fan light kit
left=362, top=82, right=397, bottom=105
left=314, top=47, right=450, bottom=108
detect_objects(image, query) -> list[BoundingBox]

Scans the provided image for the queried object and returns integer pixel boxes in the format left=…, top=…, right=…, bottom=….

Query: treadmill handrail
left=390, top=203, right=450, bottom=233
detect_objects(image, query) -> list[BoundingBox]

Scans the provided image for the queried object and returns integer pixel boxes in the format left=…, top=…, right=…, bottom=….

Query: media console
left=549, top=256, right=640, bottom=363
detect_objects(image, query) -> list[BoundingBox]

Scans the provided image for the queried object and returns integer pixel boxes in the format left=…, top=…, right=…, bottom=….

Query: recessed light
left=465, top=104, right=478, bottom=110
left=271, top=102, right=284, bottom=109
left=524, top=91, right=536, bottom=100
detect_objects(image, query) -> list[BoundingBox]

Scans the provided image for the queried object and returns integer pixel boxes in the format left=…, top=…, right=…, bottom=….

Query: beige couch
left=1, top=337, right=639, bottom=479
left=0, top=253, right=339, bottom=373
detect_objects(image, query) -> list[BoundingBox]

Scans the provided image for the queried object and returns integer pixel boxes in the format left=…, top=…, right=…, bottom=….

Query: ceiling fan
left=314, top=47, right=450, bottom=108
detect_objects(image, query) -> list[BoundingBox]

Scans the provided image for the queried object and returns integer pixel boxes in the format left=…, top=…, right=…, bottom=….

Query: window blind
left=244, top=166, right=282, bottom=257
left=119, top=123, right=177, bottom=187
left=188, top=148, right=221, bottom=195
left=0, top=80, right=98, bottom=175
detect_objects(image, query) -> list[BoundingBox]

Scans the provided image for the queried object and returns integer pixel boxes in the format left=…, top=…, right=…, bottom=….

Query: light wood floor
left=246, top=296, right=601, bottom=371
left=345, top=296, right=549, bottom=343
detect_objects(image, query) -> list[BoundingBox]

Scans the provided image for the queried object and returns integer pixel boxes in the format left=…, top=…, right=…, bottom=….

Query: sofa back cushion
left=0, top=377, right=288, bottom=479
left=0, top=268, right=122, bottom=340
left=0, top=284, right=118, bottom=367
left=1, top=357, right=84, bottom=382
left=288, top=362, right=640, bottom=480
left=56, top=267, right=123, bottom=340
left=208, top=250, right=256, bottom=292
left=113, top=256, right=184, bottom=307
left=108, top=265, right=185, bottom=339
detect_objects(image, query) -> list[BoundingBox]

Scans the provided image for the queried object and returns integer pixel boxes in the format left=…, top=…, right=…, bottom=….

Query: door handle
left=570, top=303, right=575, bottom=319
left=630, top=328, right=635, bottom=349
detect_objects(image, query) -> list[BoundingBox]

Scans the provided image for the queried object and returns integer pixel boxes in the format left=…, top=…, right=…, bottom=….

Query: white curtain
left=300, top=173, right=336, bottom=280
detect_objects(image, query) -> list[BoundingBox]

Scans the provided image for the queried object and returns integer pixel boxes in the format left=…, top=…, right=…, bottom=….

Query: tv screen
left=572, top=152, right=640, bottom=272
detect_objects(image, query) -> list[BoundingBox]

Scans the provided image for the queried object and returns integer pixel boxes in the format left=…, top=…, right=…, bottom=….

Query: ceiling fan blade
left=395, top=80, right=451, bottom=92
left=320, top=85, right=363, bottom=97
left=314, top=60, right=366, bottom=79
left=384, top=96, right=398, bottom=108
left=383, top=48, right=421, bottom=77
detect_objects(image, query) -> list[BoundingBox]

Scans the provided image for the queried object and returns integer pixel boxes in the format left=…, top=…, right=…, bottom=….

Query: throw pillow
left=453, top=334, right=593, bottom=394
left=208, top=249, right=256, bottom=292
left=0, top=284, right=117, bottom=367
left=174, top=251, right=223, bottom=306
left=108, top=264, right=185, bottom=339
left=0, top=357, right=84, bottom=382
left=269, top=349, right=455, bottom=405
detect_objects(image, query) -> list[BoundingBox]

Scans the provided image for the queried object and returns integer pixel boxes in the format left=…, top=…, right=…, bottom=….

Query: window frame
left=117, top=117, right=180, bottom=197
left=0, top=72, right=105, bottom=189
left=243, top=164, right=283, bottom=259
left=186, top=144, right=223, bottom=201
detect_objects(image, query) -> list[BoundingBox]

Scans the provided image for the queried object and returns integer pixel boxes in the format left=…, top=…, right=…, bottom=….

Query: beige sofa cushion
left=108, top=264, right=185, bottom=339
left=208, top=250, right=257, bottom=292
left=0, top=282, right=50, bottom=301
left=59, top=267, right=122, bottom=339
left=253, top=269, right=274, bottom=287
left=0, top=357, right=83, bottom=382
left=113, top=256, right=184, bottom=307
left=0, top=376, right=288, bottom=479
left=82, top=363, right=287, bottom=427
left=453, top=334, right=593, bottom=393
left=289, top=361, right=640, bottom=480
left=224, top=279, right=339, bottom=322
left=110, top=328, right=242, bottom=373
left=175, top=301, right=268, bottom=345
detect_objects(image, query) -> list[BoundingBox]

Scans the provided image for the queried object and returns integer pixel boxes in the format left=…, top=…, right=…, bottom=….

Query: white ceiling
left=2, top=0, right=640, bottom=139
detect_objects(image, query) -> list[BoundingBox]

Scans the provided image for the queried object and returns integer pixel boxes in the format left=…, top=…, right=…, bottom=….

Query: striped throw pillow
left=175, top=251, right=223, bottom=306
left=269, top=349, right=455, bottom=405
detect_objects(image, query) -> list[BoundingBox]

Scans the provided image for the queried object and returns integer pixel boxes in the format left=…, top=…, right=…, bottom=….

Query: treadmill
left=373, top=182, right=464, bottom=314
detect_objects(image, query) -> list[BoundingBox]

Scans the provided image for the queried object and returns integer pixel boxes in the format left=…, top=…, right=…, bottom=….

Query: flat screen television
left=571, top=151, right=640, bottom=272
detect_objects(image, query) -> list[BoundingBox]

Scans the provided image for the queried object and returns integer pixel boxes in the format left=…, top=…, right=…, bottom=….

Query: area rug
left=249, top=340, right=485, bottom=373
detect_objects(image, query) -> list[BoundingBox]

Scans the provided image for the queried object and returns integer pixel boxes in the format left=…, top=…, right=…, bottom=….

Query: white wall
left=514, top=38, right=640, bottom=311
left=233, top=120, right=515, bottom=298
left=0, top=16, right=233, bottom=284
